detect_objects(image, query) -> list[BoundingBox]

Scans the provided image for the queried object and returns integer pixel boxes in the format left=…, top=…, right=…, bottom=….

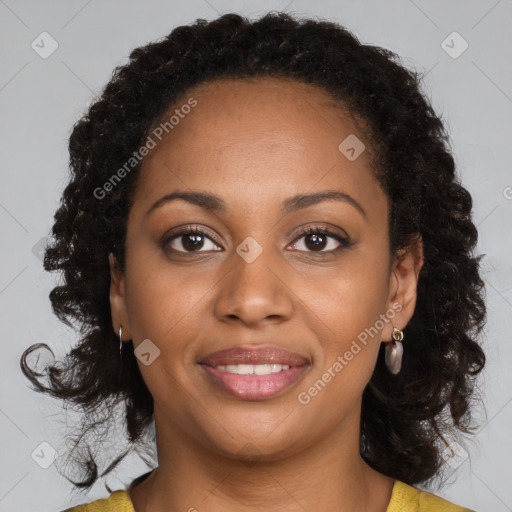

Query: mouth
left=199, top=346, right=310, bottom=401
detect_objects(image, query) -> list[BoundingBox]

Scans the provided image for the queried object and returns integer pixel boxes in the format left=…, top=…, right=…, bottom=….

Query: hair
left=21, top=11, right=486, bottom=493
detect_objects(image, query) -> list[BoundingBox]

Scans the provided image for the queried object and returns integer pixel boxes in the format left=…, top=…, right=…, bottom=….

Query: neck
left=129, top=406, right=395, bottom=512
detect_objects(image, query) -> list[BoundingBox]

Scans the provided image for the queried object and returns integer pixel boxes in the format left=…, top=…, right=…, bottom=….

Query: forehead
left=151, top=77, right=364, bottom=154
left=132, top=77, right=384, bottom=218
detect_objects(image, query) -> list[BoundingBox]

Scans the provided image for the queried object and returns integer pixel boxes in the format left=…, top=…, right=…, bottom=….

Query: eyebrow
left=145, top=189, right=367, bottom=219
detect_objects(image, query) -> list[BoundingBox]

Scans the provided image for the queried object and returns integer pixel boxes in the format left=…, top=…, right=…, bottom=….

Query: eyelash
left=293, top=226, right=351, bottom=252
left=161, top=224, right=351, bottom=255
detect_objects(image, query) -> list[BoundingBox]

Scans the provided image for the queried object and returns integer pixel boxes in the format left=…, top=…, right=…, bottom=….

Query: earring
left=118, top=325, right=123, bottom=357
left=385, top=327, right=404, bottom=375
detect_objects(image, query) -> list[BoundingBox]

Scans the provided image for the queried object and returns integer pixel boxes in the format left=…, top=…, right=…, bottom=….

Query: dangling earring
left=118, top=325, right=123, bottom=357
left=385, top=327, right=404, bottom=375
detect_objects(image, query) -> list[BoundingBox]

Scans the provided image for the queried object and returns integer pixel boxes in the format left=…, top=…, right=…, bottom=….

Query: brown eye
left=161, top=227, right=222, bottom=253
left=290, top=227, right=351, bottom=253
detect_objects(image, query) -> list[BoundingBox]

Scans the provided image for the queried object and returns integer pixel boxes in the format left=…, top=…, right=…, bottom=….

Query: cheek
left=294, top=276, right=386, bottom=425
left=302, top=254, right=390, bottom=339
left=122, top=253, right=206, bottom=411
left=295, top=251, right=391, bottom=393
left=123, top=246, right=218, bottom=358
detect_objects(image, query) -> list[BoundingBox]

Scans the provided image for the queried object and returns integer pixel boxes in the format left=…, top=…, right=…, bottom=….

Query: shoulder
left=61, top=490, right=134, bottom=512
left=387, top=480, right=475, bottom=512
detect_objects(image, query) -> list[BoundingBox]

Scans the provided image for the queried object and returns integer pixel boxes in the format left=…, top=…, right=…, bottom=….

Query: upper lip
left=200, top=346, right=309, bottom=367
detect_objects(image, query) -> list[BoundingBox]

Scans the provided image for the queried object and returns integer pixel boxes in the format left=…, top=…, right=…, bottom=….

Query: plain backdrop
left=0, top=1, right=511, bottom=511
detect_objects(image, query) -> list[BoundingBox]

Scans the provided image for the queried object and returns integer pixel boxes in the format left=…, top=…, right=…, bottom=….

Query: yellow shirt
left=63, top=479, right=474, bottom=511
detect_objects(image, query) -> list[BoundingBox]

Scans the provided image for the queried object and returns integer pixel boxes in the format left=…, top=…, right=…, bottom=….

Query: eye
left=161, top=226, right=222, bottom=253
left=161, top=224, right=351, bottom=255
left=288, top=226, right=351, bottom=253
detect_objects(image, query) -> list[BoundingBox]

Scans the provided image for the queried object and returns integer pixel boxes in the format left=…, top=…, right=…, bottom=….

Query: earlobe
left=385, top=237, right=424, bottom=339
left=108, top=252, right=131, bottom=340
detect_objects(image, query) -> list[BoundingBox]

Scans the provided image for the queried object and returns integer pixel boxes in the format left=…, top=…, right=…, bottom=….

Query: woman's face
left=110, top=77, right=419, bottom=460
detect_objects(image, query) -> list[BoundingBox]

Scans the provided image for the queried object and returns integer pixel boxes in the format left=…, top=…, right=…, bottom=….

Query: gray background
left=0, top=1, right=511, bottom=510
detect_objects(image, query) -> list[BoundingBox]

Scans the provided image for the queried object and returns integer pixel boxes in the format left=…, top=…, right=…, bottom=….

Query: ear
left=109, top=252, right=132, bottom=341
left=383, top=236, right=424, bottom=341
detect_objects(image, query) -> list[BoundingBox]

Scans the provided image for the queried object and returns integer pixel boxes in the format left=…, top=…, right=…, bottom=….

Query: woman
left=21, top=12, right=485, bottom=511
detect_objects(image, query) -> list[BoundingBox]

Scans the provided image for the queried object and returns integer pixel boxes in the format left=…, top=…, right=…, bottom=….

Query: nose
left=213, top=244, right=294, bottom=328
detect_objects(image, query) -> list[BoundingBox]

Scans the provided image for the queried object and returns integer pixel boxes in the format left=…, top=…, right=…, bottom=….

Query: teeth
left=216, top=364, right=290, bottom=375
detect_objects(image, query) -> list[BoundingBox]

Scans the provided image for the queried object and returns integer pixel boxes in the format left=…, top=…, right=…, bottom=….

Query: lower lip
left=200, top=364, right=309, bottom=400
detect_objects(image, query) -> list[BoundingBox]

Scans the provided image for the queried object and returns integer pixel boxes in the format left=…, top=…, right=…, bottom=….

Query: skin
left=109, top=77, right=423, bottom=512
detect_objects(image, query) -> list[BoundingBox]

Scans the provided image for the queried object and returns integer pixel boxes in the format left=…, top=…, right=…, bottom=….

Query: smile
left=200, top=364, right=309, bottom=400
left=214, top=363, right=290, bottom=374
left=199, top=346, right=310, bottom=401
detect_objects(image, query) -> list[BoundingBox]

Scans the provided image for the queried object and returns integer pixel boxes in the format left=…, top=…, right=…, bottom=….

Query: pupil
left=306, top=233, right=326, bottom=251
left=184, top=234, right=204, bottom=251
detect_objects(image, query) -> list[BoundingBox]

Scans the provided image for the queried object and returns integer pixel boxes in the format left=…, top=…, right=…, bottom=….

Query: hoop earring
left=385, top=327, right=404, bottom=375
left=118, top=326, right=123, bottom=357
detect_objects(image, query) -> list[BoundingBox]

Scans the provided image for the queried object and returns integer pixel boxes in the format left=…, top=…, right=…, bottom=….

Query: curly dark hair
left=21, top=11, right=486, bottom=493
